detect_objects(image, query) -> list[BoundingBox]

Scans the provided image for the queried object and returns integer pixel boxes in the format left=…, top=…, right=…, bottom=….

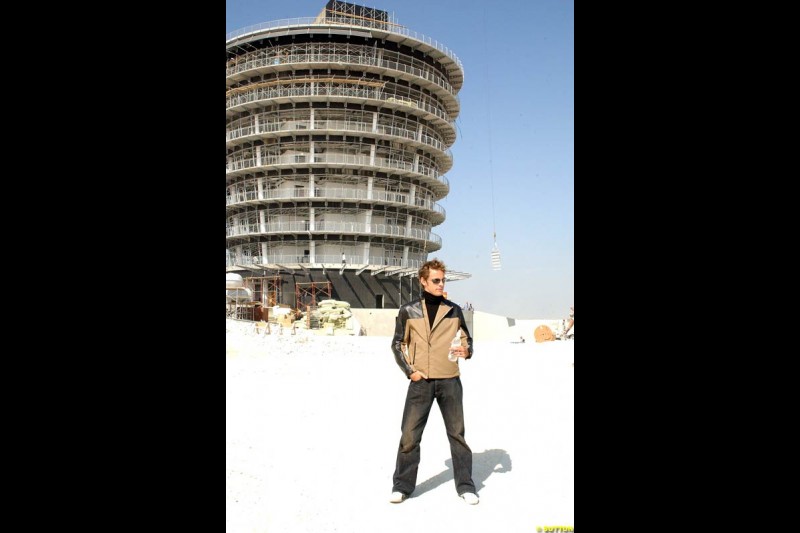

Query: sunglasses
left=429, top=278, right=446, bottom=285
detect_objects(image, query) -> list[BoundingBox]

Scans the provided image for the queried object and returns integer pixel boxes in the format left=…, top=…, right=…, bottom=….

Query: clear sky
left=226, top=0, right=574, bottom=320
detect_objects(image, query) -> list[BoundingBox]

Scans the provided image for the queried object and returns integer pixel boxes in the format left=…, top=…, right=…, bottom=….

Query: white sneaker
left=389, top=491, right=407, bottom=503
left=460, top=492, right=479, bottom=505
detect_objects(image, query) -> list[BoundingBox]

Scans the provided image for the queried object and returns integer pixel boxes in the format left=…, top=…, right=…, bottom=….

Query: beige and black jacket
left=391, top=298, right=473, bottom=379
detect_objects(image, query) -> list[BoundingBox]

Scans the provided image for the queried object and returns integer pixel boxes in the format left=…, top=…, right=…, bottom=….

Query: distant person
left=564, top=306, right=574, bottom=337
left=520, top=336, right=525, bottom=343
left=389, top=258, right=479, bottom=505
left=342, top=252, right=346, bottom=266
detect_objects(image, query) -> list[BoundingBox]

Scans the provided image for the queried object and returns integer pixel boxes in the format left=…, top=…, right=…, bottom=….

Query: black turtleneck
left=423, top=291, right=444, bottom=328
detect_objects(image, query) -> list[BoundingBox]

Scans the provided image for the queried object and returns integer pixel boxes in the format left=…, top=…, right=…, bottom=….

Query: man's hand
left=449, top=346, right=468, bottom=358
left=410, top=371, right=427, bottom=381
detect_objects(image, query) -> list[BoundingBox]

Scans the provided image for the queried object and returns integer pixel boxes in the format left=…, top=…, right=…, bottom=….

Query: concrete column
left=417, top=122, right=423, bottom=142
left=259, top=210, right=267, bottom=233
left=370, top=144, right=376, bottom=166
left=310, top=140, right=315, bottom=163
left=310, top=107, right=315, bottom=130
left=409, top=183, right=416, bottom=206
left=257, top=177, right=264, bottom=200
left=365, top=209, right=372, bottom=233
left=363, top=242, right=370, bottom=264
left=260, top=242, right=268, bottom=262
left=405, top=215, right=413, bottom=237
left=403, top=246, right=409, bottom=265
left=413, top=153, right=419, bottom=173
left=309, top=174, right=315, bottom=198
left=310, top=241, right=316, bottom=263
left=309, top=207, right=315, bottom=231
left=256, top=145, right=262, bottom=167
left=254, top=113, right=260, bottom=134
left=367, top=176, right=373, bottom=199
left=372, top=110, right=378, bottom=132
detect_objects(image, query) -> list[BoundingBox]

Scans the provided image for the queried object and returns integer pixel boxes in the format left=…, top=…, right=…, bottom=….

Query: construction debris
left=313, top=299, right=353, bottom=333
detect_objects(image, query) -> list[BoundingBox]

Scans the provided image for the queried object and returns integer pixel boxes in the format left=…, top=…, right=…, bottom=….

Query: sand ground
left=226, top=324, right=574, bottom=532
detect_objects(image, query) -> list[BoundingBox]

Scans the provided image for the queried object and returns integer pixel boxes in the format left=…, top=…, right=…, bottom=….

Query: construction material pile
left=315, top=299, right=353, bottom=331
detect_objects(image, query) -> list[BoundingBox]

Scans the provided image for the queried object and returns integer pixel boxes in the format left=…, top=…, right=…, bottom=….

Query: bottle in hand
left=448, top=330, right=461, bottom=362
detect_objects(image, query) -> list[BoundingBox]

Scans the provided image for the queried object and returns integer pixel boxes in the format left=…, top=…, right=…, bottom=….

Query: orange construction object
left=534, top=325, right=555, bottom=343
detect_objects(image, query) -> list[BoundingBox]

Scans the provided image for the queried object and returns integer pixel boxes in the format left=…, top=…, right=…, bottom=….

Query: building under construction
left=226, top=1, right=468, bottom=309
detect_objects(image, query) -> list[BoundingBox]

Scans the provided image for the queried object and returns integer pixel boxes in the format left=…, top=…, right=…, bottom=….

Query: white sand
left=226, top=324, right=574, bottom=532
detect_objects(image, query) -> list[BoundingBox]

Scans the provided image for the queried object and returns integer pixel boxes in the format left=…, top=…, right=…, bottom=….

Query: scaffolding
left=242, top=275, right=282, bottom=307
left=295, top=281, right=332, bottom=310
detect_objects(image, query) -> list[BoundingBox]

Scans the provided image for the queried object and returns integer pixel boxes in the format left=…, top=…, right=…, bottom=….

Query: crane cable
left=483, top=7, right=501, bottom=271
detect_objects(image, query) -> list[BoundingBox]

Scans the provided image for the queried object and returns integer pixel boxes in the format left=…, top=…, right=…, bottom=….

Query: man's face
left=421, top=268, right=446, bottom=296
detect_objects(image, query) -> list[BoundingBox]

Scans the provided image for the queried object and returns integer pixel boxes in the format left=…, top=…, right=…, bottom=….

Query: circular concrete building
left=226, top=1, right=466, bottom=309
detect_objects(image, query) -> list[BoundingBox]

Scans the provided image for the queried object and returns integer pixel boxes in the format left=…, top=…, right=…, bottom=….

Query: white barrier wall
left=350, top=308, right=566, bottom=342
left=350, top=309, right=397, bottom=336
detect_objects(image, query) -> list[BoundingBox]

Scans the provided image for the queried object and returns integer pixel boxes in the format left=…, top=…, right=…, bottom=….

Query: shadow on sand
left=411, top=448, right=511, bottom=498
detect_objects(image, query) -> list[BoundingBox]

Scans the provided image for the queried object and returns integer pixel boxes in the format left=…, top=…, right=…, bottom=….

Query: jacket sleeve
left=457, top=307, right=474, bottom=359
left=391, top=307, right=415, bottom=378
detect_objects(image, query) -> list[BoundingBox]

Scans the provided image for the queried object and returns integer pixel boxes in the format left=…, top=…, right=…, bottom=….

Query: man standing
left=389, top=258, right=479, bottom=505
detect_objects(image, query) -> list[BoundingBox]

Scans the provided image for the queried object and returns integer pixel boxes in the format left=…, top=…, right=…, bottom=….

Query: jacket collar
left=422, top=297, right=452, bottom=336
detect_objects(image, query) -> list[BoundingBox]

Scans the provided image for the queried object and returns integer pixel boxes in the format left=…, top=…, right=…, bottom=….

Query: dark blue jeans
left=392, top=377, right=476, bottom=496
